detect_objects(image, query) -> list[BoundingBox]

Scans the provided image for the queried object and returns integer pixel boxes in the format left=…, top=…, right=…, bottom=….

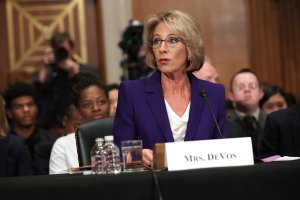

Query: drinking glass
left=121, top=140, right=144, bottom=172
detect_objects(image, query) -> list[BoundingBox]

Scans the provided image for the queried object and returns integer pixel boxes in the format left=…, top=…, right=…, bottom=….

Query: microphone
left=199, top=89, right=223, bottom=138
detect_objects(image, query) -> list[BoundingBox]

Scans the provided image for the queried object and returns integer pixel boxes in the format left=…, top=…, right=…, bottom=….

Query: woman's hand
left=142, top=149, right=153, bottom=167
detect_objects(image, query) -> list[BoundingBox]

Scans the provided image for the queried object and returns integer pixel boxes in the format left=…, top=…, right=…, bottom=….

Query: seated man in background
left=4, top=82, right=59, bottom=174
left=0, top=94, right=34, bottom=177
left=227, top=68, right=266, bottom=158
left=259, top=103, right=300, bottom=158
left=193, top=57, right=219, bottom=83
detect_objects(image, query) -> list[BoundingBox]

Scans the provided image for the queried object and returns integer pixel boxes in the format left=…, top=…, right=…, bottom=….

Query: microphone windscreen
left=199, top=89, right=207, bottom=98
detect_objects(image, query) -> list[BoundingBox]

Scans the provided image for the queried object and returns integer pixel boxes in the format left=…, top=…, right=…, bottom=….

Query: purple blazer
left=113, top=71, right=227, bottom=150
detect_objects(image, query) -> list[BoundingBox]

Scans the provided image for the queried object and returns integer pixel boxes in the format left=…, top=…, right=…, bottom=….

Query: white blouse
left=49, top=133, right=79, bottom=174
left=164, top=100, right=190, bottom=142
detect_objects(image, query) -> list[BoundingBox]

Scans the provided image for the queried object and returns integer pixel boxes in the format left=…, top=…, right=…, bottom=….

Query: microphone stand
left=199, top=89, right=223, bottom=138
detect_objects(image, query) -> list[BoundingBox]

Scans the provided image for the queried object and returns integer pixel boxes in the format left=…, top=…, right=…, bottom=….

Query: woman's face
left=77, top=85, right=110, bottom=123
left=262, top=93, right=288, bottom=114
left=152, top=22, right=188, bottom=75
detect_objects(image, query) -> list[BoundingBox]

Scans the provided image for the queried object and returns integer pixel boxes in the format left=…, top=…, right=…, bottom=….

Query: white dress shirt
left=49, top=133, right=79, bottom=174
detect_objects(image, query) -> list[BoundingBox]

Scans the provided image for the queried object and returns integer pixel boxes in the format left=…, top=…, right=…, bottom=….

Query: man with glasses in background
left=227, top=68, right=266, bottom=158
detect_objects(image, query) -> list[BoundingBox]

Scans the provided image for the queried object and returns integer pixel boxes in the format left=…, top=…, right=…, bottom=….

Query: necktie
left=242, top=115, right=259, bottom=156
left=242, top=115, right=258, bottom=137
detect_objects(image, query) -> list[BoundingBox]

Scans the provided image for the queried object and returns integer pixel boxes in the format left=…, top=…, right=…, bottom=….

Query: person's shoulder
left=56, top=133, right=75, bottom=143
left=52, top=134, right=68, bottom=151
left=226, top=110, right=239, bottom=122
left=225, top=119, right=243, bottom=138
left=7, top=134, right=25, bottom=146
left=190, top=73, right=224, bottom=90
left=259, top=109, right=268, bottom=121
left=269, top=104, right=300, bottom=121
left=79, top=63, right=98, bottom=73
left=120, top=72, right=155, bottom=88
left=192, top=78, right=225, bottom=99
left=79, top=63, right=97, bottom=68
left=6, top=134, right=28, bottom=156
left=270, top=106, right=292, bottom=117
left=37, top=128, right=60, bottom=141
left=121, top=79, right=143, bottom=87
left=288, top=103, right=300, bottom=114
left=66, top=132, right=76, bottom=140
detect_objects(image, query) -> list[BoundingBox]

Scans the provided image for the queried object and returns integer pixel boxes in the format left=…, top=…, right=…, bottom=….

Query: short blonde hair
left=0, top=95, right=9, bottom=139
left=144, top=10, right=205, bottom=72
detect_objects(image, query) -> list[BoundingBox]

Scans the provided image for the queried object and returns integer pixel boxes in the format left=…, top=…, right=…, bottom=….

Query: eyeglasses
left=150, top=36, right=183, bottom=49
left=233, top=83, right=258, bottom=91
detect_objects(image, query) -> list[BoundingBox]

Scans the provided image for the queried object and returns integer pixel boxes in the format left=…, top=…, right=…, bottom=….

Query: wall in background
left=100, top=0, right=132, bottom=84
left=248, top=0, right=300, bottom=100
left=0, top=0, right=105, bottom=90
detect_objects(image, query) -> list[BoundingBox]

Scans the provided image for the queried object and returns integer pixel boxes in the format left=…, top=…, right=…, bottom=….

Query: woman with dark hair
left=260, top=83, right=288, bottom=114
left=0, top=95, right=34, bottom=177
left=49, top=72, right=110, bottom=174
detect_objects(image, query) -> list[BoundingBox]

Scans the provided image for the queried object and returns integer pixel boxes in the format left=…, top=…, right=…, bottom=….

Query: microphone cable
left=145, top=165, right=164, bottom=200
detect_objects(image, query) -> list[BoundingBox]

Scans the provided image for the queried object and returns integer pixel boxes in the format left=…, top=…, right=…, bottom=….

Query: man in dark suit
left=227, top=68, right=267, bottom=158
left=259, top=104, right=300, bottom=158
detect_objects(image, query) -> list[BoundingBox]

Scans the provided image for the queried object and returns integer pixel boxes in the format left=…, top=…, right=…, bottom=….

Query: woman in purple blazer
left=113, top=10, right=227, bottom=166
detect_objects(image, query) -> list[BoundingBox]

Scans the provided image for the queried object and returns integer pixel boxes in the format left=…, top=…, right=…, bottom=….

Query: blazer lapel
left=227, top=110, right=240, bottom=123
left=145, top=71, right=174, bottom=142
left=258, top=110, right=267, bottom=128
left=185, top=74, right=205, bottom=141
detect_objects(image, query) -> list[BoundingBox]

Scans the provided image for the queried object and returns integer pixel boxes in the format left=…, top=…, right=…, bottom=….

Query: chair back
left=75, top=117, right=114, bottom=166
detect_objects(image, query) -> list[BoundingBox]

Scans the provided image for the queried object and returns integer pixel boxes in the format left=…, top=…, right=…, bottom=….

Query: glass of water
left=121, top=140, right=144, bottom=172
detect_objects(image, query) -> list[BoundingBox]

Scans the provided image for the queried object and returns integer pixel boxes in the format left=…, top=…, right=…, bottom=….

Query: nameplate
left=165, top=137, right=254, bottom=171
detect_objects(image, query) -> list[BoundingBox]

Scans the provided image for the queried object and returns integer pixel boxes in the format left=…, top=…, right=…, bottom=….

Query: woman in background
left=49, top=72, right=110, bottom=174
left=260, top=84, right=288, bottom=114
left=0, top=95, right=34, bottom=177
left=113, top=10, right=227, bottom=166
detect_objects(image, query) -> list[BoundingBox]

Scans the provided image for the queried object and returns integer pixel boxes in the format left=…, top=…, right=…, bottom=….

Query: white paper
left=165, top=137, right=254, bottom=171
